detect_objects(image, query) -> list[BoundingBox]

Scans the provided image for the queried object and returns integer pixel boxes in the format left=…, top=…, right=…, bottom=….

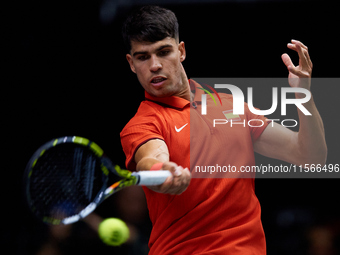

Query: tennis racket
left=24, top=136, right=171, bottom=225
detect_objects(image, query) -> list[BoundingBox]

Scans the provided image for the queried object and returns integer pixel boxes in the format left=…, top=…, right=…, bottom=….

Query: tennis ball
left=98, top=218, right=130, bottom=246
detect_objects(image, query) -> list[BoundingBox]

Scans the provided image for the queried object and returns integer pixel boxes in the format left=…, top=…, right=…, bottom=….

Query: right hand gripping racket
left=24, top=136, right=171, bottom=225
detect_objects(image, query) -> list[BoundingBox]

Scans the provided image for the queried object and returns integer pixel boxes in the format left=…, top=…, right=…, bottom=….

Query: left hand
left=281, top=39, right=313, bottom=93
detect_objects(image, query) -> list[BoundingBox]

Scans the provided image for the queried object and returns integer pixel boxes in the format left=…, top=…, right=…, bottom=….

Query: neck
left=172, top=67, right=192, bottom=101
left=173, top=80, right=191, bottom=101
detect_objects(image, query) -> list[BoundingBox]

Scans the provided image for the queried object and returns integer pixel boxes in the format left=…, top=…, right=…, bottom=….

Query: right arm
left=135, top=139, right=191, bottom=195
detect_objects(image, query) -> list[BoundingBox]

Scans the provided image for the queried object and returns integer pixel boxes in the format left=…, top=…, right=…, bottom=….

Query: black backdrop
left=4, top=0, right=340, bottom=254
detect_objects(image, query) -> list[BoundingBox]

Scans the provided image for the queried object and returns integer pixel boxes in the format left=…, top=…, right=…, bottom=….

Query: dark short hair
left=122, top=5, right=179, bottom=52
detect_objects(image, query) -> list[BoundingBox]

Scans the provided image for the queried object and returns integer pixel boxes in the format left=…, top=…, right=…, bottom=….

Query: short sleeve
left=120, top=106, right=166, bottom=170
left=244, top=102, right=269, bottom=143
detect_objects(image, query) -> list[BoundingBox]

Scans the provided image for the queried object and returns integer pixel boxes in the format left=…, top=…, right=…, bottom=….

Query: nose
left=149, top=55, right=162, bottom=72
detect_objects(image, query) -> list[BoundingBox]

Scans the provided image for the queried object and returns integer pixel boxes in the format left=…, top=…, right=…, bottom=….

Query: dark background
left=3, top=0, right=340, bottom=254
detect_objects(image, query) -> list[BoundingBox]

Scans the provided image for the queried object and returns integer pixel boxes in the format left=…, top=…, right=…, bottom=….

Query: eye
left=137, top=55, right=150, bottom=61
left=159, top=50, right=170, bottom=56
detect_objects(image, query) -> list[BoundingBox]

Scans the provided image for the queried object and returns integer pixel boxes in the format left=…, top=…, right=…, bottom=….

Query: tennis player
left=120, top=6, right=327, bottom=254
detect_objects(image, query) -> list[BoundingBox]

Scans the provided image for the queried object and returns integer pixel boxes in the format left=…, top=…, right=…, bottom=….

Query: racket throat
left=62, top=202, right=97, bottom=225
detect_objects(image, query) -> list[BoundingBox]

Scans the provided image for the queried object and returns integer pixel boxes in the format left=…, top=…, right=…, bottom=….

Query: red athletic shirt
left=120, top=80, right=268, bottom=254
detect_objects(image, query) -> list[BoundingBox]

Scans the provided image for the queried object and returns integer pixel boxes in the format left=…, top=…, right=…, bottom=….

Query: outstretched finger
left=291, top=39, right=308, bottom=50
left=291, top=40, right=312, bottom=67
left=287, top=40, right=309, bottom=56
left=294, top=41, right=311, bottom=70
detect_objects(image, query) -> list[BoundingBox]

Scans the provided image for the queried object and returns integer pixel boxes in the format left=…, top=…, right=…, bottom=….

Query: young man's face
left=126, top=37, right=187, bottom=98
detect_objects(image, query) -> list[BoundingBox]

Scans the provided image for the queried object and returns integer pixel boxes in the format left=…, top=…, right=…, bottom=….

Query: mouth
left=150, top=76, right=167, bottom=87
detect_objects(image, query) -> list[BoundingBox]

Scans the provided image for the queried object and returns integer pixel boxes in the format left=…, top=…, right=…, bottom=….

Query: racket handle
left=134, top=170, right=172, bottom=186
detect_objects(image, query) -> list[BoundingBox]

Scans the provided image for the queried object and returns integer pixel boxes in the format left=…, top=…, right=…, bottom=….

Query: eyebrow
left=132, top=44, right=173, bottom=57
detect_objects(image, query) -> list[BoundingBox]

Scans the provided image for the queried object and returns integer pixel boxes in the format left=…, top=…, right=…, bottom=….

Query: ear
left=178, top=41, right=186, bottom=62
left=126, top=54, right=136, bottom=73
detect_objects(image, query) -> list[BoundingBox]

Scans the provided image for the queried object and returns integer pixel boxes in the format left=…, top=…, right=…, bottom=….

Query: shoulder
left=121, top=100, right=167, bottom=137
left=219, top=93, right=233, bottom=100
left=216, top=92, right=234, bottom=103
left=218, top=92, right=259, bottom=113
left=214, top=92, right=234, bottom=108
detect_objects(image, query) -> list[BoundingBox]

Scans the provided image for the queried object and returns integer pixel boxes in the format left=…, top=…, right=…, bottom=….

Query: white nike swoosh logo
left=175, top=123, right=188, bottom=132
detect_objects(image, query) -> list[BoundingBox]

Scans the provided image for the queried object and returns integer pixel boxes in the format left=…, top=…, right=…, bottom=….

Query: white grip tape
left=135, top=170, right=172, bottom=186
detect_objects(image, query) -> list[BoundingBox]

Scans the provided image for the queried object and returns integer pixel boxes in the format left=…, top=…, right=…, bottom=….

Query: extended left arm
left=254, top=40, right=327, bottom=166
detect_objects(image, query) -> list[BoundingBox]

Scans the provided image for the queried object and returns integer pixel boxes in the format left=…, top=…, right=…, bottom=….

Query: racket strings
left=28, top=144, right=105, bottom=220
